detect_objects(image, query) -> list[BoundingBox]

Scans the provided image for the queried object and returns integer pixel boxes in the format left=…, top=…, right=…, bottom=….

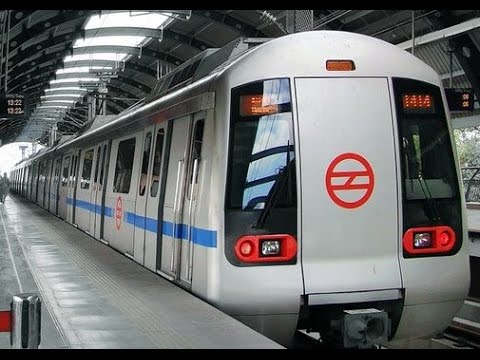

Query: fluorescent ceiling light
left=73, top=36, right=145, bottom=48
left=41, top=94, right=84, bottom=99
left=56, top=66, right=114, bottom=74
left=36, top=105, right=71, bottom=109
left=50, top=78, right=100, bottom=84
left=85, top=11, right=170, bottom=30
left=45, top=87, right=86, bottom=92
left=64, top=53, right=128, bottom=62
left=42, top=100, right=77, bottom=104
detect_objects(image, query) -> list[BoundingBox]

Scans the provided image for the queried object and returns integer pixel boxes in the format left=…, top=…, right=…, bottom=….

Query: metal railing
left=461, top=167, right=480, bottom=203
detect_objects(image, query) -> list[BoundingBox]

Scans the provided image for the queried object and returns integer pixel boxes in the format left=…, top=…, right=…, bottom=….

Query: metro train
left=10, top=30, right=470, bottom=348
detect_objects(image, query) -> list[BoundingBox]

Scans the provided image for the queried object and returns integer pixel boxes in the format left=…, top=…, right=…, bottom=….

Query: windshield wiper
left=253, top=150, right=294, bottom=229
left=417, top=173, right=442, bottom=222
left=403, top=136, right=441, bottom=222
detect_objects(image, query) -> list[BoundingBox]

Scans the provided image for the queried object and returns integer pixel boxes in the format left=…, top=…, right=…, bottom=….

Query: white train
left=10, top=31, right=470, bottom=348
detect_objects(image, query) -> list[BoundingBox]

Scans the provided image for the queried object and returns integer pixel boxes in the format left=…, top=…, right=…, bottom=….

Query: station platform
left=0, top=194, right=283, bottom=349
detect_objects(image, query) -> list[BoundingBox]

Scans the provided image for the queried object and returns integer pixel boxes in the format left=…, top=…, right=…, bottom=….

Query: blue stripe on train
left=67, top=197, right=217, bottom=248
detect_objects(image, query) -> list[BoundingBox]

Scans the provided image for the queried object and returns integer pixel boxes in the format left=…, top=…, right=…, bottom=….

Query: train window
left=70, top=155, right=77, bottom=188
left=61, top=156, right=70, bottom=187
left=393, top=77, right=462, bottom=256
left=187, top=119, right=204, bottom=200
left=139, top=132, right=152, bottom=196
left=38, top=162, right=44, bottom=183
left=150, top=129, right=164, bottom=197
left=93, top=147, right=101, bottom=184
left=113, top=137, right=136, bottom=194
left=393, top=78, right=458, bottom=200
left=99, top=144, right=107, bottom=186
left=227, top=78, right=295, bottom=211
left=80, top=149, right=94, bottom=189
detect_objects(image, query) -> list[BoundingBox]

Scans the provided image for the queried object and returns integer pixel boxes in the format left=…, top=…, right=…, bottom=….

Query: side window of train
left=56, top=158, right=62, bottom=184
left=71, top=155, right=78, bottom=188
left=81, top=149, right=94, bottom=189
left=150, top=129, right=165, bottom=197
left=99, top=144, right=107, bottom=186
left=139, top=132, right=152, bottom=196
left=113, top=137, right=136, bottom=194
left=187, top=119, right=205, bottom=199
left=61, top=156, right=70, bottom=187
left=93, top=146, right=101, bottom=186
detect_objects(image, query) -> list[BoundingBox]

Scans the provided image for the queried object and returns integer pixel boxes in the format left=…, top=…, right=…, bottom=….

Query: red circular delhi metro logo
left=115, top=196, right=123, bottom=230
left=325, top=152, right=375, bottom=209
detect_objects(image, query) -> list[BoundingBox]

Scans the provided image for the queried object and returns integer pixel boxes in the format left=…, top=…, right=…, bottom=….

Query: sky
left=0, top=142, right=45, bottom=176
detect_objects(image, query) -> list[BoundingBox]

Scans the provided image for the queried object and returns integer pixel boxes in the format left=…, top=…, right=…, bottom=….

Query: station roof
left=0, top=9, right=479, bottom=147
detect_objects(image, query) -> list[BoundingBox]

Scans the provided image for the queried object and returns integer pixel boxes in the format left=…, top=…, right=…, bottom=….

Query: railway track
left=441, top=321, right=480, bottom=349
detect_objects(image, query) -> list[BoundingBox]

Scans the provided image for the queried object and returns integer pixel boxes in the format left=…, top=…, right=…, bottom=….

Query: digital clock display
left=444, top=88, right=474, bottom=112
left=0, top=94, right=25, bottom=117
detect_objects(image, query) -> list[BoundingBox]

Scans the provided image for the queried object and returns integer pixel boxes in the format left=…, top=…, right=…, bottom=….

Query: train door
left=40, top=159, right=51, bottom=210
left=132, top=124, right=168, bottom=271
left=67, top=151, right=79, bottom=224
left=24, top=166, right=30, bottom=198
left=37, top=161, right=45, bottom=208
left=31, top=162, right=38, bottom=202
left=50, top=157, right=61, bottom=214
left=133, top=126, right=154, bottom=266
left=58, top=155, right=71, bottom=220
left=104, top=133, right=142, bottom=257
left=75, top=148, right=95, bottom=232
left=45, top=158, right=53, bottom=210
left=159, top=115, right=192, bottom=281
left=159, top=114, right=204, bottom=286
left=294, top=77, right=402, bottom=297
left=28, top=164, right=34, bottom=200
left=23, top=166, right=29, bottom=197
left=178, top=115, right=205, bottom=285
left=90, top=141, right=109, bottom=240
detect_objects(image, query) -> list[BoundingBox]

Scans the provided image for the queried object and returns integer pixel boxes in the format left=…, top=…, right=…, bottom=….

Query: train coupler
left=337, top=308, right=389, bottom=348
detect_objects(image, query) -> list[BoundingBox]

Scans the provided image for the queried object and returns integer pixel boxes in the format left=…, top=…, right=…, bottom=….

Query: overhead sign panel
left=0, top=94, right=25, bottom=117
left=445, top=88, right=474, bottom=112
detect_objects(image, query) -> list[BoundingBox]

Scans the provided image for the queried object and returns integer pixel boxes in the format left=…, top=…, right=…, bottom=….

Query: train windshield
left=393, top=77, right=462, bottom=255
left=227, top=78, right=295, bottom=212
left=224, top=78, right=297, bottom=265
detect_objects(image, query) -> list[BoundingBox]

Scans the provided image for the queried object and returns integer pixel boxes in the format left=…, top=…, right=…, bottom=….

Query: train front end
left=219, top=31, right=470, bottom=348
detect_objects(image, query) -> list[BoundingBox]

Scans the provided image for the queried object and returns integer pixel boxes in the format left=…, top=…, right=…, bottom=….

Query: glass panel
left=150, top=129, right=165, bottom=197
left=227, top=78, right=295, bottom=211
left=61, top=156, right=70, bottom=187
left=139, top=132, right=152, bottom=196
left=93, top=147, right=101, bottom=184
left=113, top=138, right=136, bottom=194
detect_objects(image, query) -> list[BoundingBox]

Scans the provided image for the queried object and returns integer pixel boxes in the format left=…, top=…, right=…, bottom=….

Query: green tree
left=454, top=127, right=480, bottom=167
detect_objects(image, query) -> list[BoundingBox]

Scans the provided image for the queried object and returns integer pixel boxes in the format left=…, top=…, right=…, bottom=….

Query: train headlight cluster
left=403, top=226, right=456, bottom=256
left=234, top=234, right=297, bottom=263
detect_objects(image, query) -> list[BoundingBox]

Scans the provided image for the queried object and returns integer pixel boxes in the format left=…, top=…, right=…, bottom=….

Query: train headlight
left=261, top=240, right=280, bottom=256
left=413, top=232, right=432, bottom=248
